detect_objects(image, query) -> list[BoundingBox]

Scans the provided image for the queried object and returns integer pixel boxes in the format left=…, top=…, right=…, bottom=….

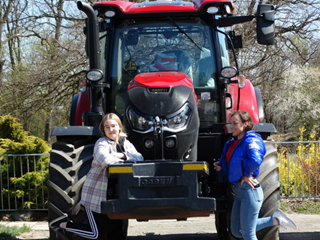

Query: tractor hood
left=127, top=72, right=197, bottom=116
left=128, top=72, right=193, bottom=90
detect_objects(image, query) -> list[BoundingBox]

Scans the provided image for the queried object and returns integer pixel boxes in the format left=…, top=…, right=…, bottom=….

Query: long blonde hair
left=99, top=113, right=127, bottom=139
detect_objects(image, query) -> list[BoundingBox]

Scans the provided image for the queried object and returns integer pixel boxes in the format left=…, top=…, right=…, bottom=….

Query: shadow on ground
left=128, top=233, right=218, bottom=240
left=279, top=232, right=320, bottom=240
left=0, top=233, right=16, bottom=240
left=127, top=232, right=320, bottom=240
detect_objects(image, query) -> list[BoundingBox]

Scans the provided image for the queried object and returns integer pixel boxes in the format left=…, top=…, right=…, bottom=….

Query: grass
left=0, top=224, right=30, bottom=240
left=280, top=198, right=320, bottom=214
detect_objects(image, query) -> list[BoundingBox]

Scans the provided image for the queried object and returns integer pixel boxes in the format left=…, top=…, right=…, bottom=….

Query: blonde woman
left=50, top=113, right=143, bottom=240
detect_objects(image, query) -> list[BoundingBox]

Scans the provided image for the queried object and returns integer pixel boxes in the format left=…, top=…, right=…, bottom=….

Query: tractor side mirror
left=227, top=31, right=243, bottom=49
left=126, top=29, right=139, bottom=46
left=256, top=4, right=275, bottom=45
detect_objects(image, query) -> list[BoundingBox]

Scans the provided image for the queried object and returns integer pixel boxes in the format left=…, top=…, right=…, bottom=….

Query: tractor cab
left=101, top=15, right=233, bottom=160
left=93, top=2, right=238, bottom=161
left=102, top=15, right=227, bottom=132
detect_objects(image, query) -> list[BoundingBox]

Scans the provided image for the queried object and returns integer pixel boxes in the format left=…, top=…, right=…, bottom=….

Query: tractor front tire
left=256, top=140, right=280, bottom=240
left=48, top=137, right=128, bottom=240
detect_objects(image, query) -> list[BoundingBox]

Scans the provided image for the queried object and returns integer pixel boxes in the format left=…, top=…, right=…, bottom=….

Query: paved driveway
left=4, top=213, right=320, bottom=239
left=127, top=213, right=320, bottom=240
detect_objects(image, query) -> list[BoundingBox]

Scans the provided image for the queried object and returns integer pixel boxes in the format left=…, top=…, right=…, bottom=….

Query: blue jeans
left=231, top=182, right=274, bottom=240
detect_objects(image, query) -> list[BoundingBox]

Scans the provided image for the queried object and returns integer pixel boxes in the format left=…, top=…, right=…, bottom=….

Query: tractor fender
left=226, top=79, right=261, bottom=123
left=51, top=126, right=100, bottom=138
left=73, top=89, right=90, bottom=126
left=254, top=87, right=265, bottom=122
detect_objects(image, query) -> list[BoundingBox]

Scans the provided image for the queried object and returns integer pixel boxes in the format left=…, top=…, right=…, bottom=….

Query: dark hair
left=99, top=113, right=127, bottom=138
left=231, top=110, right=254, bottom=132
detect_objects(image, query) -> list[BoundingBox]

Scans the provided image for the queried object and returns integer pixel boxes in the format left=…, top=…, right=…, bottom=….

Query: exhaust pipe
left=77, top=1, right=103, bottom=125
left=77, top=1, right=100, bottom=70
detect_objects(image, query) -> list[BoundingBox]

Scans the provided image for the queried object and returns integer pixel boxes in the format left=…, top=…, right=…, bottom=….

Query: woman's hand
left=241, top=176, right=257, bottom=188
left=213, top=161, right=222, bottom=171
left=111, top=152, right=125, bottom=160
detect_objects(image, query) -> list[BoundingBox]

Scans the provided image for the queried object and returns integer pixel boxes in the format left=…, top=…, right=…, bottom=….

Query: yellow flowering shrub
left=277, top=127, right=320, bottom=197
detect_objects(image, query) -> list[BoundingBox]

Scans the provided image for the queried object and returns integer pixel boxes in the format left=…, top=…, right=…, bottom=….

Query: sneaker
left=273, top=209, right=297, bottom=230
left=49, top=214, right=69, bottom=231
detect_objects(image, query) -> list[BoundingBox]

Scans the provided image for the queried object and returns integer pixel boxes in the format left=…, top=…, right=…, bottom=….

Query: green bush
left=0, top=224, right=30, bottom=240
left=0, top=115, right=50, bottom=210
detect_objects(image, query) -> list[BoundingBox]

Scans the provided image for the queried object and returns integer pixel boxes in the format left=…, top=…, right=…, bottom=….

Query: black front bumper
left=101, top=161, right=216, bottom=220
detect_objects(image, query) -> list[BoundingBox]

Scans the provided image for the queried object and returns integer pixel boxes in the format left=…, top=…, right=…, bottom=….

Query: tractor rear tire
left=215, top=140, right=280, bottom=240
left=48, top=137, right=128, bottom=240
left=256, top=140, right=280, bottom=240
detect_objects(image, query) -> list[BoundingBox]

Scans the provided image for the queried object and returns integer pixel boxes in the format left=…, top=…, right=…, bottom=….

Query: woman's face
left=104, top=119, right=120, bottom=142
left=230, top=114, right=248, bottom=139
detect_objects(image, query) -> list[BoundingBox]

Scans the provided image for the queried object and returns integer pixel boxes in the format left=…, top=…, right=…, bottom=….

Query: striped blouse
left=80, top=137, right=144, bottom=213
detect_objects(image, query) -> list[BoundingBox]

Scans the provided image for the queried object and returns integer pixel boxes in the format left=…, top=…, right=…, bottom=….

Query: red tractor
left=48, top=1, right=279, bottom=240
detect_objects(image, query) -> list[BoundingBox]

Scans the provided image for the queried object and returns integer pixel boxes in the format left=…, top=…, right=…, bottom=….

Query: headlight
left=220, top=66, right=238, bottom=79
left=165, top=138, right=176, bottom=148
left=86, top=69, right=103, bottom=81
left=166, top=104, right=192, bottom=130
left=207, top=6, right=219, bottom=14
left=144, top=139, right=154, bottom=149
left=105, top=11, right=115, bottom=18
left=128, top=108, right=152, bottom=132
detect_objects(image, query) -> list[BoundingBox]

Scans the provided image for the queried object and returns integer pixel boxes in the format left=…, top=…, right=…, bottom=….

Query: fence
left=0, top=141, right=319, bottom=211
left=0, top=153, right=49, bottom=211
left=276, top=141, right=320, bottom=198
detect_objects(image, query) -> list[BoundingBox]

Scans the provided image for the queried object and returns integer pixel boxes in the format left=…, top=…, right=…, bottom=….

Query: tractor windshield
left=107, top=17, right=229, bottom=128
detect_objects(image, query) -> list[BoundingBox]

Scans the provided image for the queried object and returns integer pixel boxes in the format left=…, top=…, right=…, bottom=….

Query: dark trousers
left=66, top=208, right=128, bottom=240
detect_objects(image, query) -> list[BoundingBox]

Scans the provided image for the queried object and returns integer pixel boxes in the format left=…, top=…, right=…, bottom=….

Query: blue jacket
left=218, top=130, right=266, bottom=185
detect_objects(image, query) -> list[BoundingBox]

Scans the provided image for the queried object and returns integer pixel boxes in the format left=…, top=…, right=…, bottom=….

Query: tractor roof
left=93, top=0, right=236, bottom=18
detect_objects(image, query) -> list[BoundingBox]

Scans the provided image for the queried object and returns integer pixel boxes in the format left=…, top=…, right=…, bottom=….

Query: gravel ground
left=12, top=213, right=320, bottom=240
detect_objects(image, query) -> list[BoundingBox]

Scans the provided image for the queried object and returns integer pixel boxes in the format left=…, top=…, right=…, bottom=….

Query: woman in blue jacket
left=214, top=110, right=296, bottom=240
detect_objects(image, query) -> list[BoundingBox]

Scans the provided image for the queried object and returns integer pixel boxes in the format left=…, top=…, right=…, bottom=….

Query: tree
left=0, top=0, right=16, bottom=82
left=233, top=0, right=320, bottom=136
left=265, top=65, right=320, bottom=136
left=0, top=0, right=87, bottom=143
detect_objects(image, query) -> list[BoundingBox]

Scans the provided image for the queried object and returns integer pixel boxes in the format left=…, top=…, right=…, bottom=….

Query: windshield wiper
left=166, top=16, right=203, bottom=52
